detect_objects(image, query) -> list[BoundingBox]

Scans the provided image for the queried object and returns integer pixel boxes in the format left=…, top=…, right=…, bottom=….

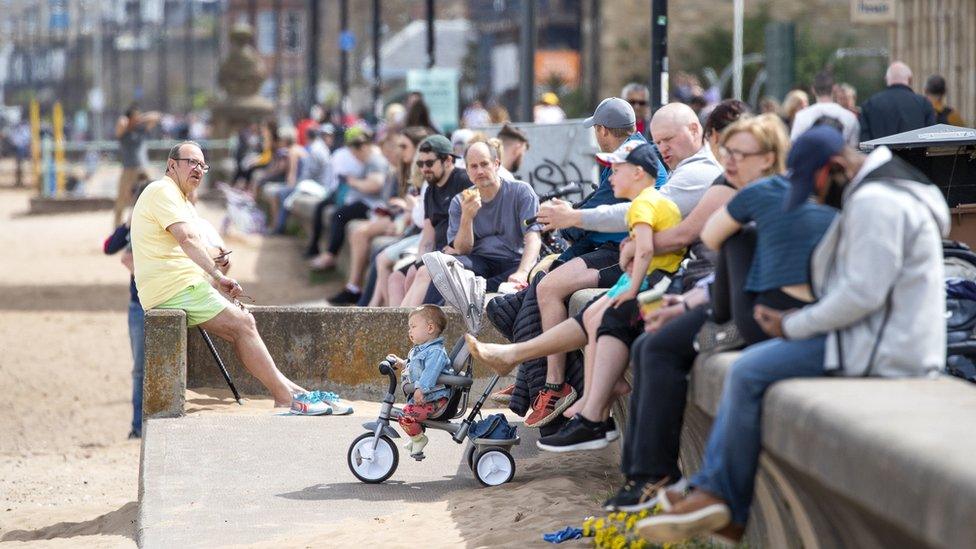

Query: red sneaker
left=490, top=383, right=516, bottom=404
left=524, top=384, right=577, bottom=428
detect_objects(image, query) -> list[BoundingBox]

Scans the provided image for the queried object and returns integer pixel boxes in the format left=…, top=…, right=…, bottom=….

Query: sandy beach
left=0, top=186, right=621, bottom=547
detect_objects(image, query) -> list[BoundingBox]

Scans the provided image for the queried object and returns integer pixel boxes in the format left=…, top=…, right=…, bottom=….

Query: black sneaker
left=329, top=288, right=362, bottom=306
left=127, top=430, right=141, bottom=440
left=536, top=414, right=608, bottom=452
left=603, top=476, right=679, bottom=512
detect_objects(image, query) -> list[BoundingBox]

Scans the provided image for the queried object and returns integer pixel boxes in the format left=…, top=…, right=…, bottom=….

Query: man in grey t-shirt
left=405, top=141, right=542, bottom=305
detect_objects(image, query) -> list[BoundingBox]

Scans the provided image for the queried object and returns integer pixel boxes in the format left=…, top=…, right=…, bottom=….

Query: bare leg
left=564, top=295, right=613, bottom=418
left=465, top=318, right=587, bottom=376
left=387, top=268, right=408, bottom=306
left=347, top=218, right=392, bottom=288
left=401, top=265, right=432, bottom=307
left=580, top=336, right=631, bottom=422
left=537, top=259, right=599, bottom=385
left=200, top=306, right=304, bottom=406
left=369, top=253, right=395, bottom=306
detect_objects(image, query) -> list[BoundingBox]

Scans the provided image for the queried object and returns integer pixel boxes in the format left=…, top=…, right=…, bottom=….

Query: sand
left=0, top=186, right=621, bottom=547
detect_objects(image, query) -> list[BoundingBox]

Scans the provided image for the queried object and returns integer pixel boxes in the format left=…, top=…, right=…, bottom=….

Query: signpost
left=407, top=68, right=459, bottom=134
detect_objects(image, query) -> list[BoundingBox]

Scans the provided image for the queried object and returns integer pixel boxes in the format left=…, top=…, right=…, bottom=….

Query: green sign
left=407, top=68, right=459, bottom=134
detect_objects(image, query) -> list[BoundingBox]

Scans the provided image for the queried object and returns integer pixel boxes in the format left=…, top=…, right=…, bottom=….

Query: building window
left=283, top=11, right=302, bottom=53
left=256, top=11, right=275, bottom=54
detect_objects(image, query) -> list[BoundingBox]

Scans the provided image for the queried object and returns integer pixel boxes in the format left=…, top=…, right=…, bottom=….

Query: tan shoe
left=636, top=489, right=731, bottom=543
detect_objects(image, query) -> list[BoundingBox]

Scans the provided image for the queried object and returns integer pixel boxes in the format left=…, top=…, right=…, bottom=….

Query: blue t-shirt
left=726, top=175, right=837, bottom=293
left=447, top=179, right=540, bottom=262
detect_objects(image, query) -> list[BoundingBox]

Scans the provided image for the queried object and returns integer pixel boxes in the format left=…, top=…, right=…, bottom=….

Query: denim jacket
left=405, top=336, right=453, bottom=403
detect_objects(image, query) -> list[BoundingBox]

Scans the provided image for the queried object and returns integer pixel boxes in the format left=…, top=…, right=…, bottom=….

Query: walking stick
left=197, top=327, right=243, bottom=405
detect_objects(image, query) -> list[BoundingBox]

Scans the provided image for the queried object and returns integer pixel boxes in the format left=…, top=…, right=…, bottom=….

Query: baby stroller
left=347, top=252, right=520, bottom=487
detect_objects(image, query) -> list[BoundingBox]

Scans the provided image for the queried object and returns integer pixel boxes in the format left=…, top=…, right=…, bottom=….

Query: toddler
left=391, top=305, right=453, bottom=459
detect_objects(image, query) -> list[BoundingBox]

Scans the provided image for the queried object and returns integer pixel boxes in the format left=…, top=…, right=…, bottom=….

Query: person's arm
left=167, top=221, right=243, bottom=298
left=577, top=202, right=630, bottom=232
left=104, top=225, right=130, bottom=255
left=286, top=149, right=301, bottom=187
left=417, top=219, right=436, bottom=255
left=611, top=223, right=654, bottom=306
left=653, top=185, right=735, bottom=253
left=115, top=116, right=129, bottom=139
left=782, top=196, right=902, bottom=340
left=509, top=231, right=542, bottom=284
left=416, top=348, right=450, bottom=393
left=452, top=193, right=479, bottom=255
left=859, top=107, right=871, bottom=142
left=346, top=171, right=385, bottom=194
left=141, top=111, right=163, bottom=129
left=700, top=207, right=743, bottom=251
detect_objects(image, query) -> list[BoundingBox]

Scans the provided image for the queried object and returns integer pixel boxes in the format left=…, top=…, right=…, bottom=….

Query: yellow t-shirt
left=130, top=176, right=208, bottom=309
left=626, top=186, right=685, bottom=275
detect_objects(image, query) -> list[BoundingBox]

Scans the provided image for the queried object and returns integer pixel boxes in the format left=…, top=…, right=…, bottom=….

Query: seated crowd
left=243, top=84, right=949, bottom=544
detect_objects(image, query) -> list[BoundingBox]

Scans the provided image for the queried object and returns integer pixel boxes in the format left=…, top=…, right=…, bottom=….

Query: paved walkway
left=139, top=412, right=542, bottom=548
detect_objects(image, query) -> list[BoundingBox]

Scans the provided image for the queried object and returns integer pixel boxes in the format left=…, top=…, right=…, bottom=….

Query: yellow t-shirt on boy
left=625, top=186, right=685, bottom=274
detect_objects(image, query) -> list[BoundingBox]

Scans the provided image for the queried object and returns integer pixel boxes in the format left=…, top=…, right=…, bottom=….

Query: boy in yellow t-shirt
left=536, top=141, right=684, bottom=453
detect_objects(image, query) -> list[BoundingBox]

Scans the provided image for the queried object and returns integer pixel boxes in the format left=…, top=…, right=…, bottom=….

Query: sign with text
left=407, top=68, right=459, bottom=134
left=851, top=0, right=896, bottom=24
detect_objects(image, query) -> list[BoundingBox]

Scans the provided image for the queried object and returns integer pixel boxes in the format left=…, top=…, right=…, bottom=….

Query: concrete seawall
left=143, top=305, right=976, bottom=547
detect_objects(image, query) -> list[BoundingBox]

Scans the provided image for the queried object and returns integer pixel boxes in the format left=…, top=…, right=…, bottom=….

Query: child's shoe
left=408, top=433, right=428, bottom=460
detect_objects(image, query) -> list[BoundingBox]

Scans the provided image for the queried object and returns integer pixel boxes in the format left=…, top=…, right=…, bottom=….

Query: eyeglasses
left=177, top=158, right=210, bottom=173
left=415, top=159, right=442, bottom=168
left=719, top=147, right=767, bottom=162
left=628, top=99, right=648, bottom=106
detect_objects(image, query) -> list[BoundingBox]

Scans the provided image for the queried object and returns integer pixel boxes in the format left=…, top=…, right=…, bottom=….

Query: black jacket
left=859, top=84, right=936, bottom=142
left=486, top=273, right=584, bottom=436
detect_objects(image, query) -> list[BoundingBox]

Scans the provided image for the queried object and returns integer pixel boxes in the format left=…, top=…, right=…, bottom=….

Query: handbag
left=694, top=319, right=746, bottom=354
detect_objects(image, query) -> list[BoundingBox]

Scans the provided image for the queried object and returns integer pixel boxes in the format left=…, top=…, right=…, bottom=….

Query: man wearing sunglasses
left=131, top=141, right=320, bottom=413
left=623, top=83, right=652, bottom=138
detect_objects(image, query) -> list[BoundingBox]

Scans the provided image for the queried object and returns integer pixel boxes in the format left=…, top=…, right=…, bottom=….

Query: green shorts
left=155, top=282, right=232, bottom=326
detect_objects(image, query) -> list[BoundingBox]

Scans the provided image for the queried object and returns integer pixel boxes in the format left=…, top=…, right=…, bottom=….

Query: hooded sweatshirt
left=782, top=147, right=949, bottom=377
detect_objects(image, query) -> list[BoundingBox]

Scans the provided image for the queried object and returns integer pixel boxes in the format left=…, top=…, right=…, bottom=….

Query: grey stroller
left=346, top=252, right=520, bottom=487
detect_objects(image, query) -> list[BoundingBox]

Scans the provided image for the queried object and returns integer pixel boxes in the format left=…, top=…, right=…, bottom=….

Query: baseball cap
left=344, top=126, right=369, bottom=146
left=497, top=123, right=529, bottom=144
left=542, top=92, right=560, bottom=106
left=320, top=123, right=336, bottom=135
left=596, top=141, right=659, bottom=175
left=583, top=97, right=637, bottom=129
left=419, top=134, right=456, bottom=157
left=783, top=125, right=846, bottom=211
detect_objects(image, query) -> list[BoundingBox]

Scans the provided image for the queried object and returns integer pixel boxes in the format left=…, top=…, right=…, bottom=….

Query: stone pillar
left=143, top=309, right=188, bottom=419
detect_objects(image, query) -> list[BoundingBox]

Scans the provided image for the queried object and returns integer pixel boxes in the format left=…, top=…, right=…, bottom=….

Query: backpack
left=469, top=413, right=517, bottom=441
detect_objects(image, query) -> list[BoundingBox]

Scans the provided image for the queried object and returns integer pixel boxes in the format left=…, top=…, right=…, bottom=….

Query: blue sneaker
left=290, top=392, right=332, bottom=416
left=310, top=391, right=354, bottom=415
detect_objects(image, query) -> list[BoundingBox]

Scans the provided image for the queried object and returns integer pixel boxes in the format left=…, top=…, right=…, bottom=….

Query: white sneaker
left=290, top=393, right=332, bottom=416
left=312, top=391, right=354, bottom=415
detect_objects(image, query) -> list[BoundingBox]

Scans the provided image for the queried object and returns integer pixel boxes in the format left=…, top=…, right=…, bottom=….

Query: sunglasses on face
left=628, top=99, right=648, bottom=106
left=416, top=159, right=442, bottom=168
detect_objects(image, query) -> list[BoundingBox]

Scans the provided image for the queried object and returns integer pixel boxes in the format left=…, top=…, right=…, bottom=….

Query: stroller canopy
left=422, top=252, right=486, bottom=335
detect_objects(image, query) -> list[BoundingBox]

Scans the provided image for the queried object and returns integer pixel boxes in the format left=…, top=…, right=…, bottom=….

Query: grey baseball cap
left=583, top=97, right=637, bottom=129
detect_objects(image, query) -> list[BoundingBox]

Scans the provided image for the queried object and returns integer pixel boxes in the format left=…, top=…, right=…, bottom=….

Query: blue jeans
left=127, top=301, right=146, bottom=435
left=273, top=186, right=298, bottom=233
left=691, top=335, right=826, bottom=525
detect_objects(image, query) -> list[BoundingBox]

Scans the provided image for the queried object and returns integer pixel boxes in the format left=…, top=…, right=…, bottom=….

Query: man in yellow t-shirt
left=131, top=141, right=320, bottom=413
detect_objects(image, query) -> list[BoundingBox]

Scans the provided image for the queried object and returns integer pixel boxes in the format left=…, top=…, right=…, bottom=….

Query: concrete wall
left=144, top=305, right=508, bottom=417
left=685, top=351, right=976, bottom=548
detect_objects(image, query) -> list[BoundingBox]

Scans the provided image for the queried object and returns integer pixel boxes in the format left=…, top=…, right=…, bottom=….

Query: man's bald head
left=650, top=102, right=704, bottom=169
left=885, top=61, right=913, bottom=87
